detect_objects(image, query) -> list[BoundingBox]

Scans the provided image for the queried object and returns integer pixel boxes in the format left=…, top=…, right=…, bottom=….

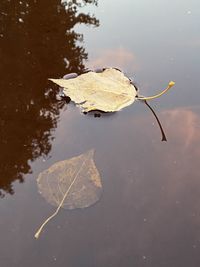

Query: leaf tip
left=87, top=148, right=95, bottom=157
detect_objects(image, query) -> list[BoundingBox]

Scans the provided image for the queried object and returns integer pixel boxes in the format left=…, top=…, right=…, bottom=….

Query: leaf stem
left=142, top=100, right=167, bottom=141
left=137, top=81, right=175, bottom=101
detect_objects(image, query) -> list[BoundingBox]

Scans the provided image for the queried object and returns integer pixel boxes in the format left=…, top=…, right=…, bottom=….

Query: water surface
left=1, top=0, right=200, bottom=266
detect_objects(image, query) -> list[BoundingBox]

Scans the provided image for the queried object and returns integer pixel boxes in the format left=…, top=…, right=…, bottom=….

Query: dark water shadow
left=0, top=0, right=99, bottom=197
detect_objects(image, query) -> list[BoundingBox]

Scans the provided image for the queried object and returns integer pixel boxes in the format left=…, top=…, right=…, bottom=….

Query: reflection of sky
left=36, top=105, right=200, bottom=266
left=82, top=0, right=200, bottom=50
left=79, top=0, right=200, bottom=108
left=87, top=47, right=139, bottom=74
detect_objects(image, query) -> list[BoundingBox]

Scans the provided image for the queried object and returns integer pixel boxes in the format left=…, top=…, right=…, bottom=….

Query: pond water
left=1, top=0, right=200, bottom=266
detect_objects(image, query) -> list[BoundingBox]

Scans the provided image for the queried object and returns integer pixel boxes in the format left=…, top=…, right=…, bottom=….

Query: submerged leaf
left=50, top=68, right=137, bottom=112
left=35, top=149, right=102, bottom=238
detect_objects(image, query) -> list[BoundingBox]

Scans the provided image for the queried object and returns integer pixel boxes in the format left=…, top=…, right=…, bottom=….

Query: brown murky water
left=1, top=0, right=200, bottom=266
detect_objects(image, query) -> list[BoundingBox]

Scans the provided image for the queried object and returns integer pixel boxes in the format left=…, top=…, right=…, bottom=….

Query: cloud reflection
left=87, top=47, right=139, bottom=73
left=92, top=106, right=200, bottom=264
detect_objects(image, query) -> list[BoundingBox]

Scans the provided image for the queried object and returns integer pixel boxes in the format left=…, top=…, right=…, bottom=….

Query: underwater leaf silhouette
left=35, top=149, right=102, bottom=238
left=50, top=68, right=138, bottom=112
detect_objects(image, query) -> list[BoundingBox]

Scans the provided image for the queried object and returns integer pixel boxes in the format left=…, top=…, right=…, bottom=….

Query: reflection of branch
left=0, top=0, right=100, bottom=197
left=76, top=13, right=99, bottom=26
left=142, top=100, right=167, bottom=141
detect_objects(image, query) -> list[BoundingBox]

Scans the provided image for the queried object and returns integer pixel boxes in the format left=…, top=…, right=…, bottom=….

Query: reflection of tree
left=0, top=0, right=99, bottom=197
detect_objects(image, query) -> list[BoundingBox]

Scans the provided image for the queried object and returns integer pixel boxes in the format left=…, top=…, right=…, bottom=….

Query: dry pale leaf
left=35, top=149, right=102, bottom=238
left=50, top=68, right=175, bottom=140
left=50, top=68, right=137, bottom=112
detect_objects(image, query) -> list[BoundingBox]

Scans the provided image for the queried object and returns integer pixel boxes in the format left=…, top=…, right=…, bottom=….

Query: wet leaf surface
left=50, top=68, right=137, bottom=112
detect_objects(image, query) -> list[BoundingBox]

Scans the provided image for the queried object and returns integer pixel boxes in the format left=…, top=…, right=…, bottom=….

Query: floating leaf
left=50, top=68, right=175, bottom=113
left=50, top=67, right=175, bottom=141
left=35, top=149, right=102, bottom=238
left=50, top=68, right=137, bottom=112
